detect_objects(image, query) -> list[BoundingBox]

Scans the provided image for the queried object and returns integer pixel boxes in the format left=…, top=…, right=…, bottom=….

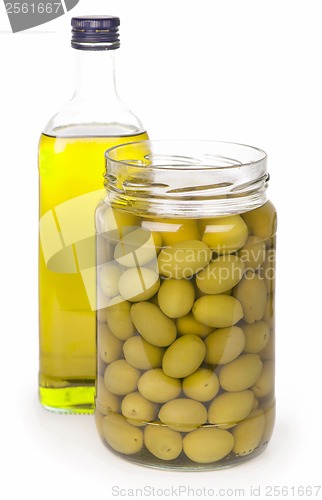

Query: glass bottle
left=95, top=140, right=276, bottom=470
left=38, top=16, right=148, bottom=414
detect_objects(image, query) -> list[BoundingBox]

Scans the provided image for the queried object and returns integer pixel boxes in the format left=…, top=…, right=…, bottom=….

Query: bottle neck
left=73, top=49, right=118, bottom=101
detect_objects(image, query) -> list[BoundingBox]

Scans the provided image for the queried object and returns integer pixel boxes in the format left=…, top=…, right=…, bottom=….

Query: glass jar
left=95, top=140, right=276, bottom=470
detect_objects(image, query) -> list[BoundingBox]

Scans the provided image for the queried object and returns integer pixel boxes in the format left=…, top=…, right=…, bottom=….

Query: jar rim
left=105, top=140, right=267, bottom=171
left=104, top=140, right=269, bottom=217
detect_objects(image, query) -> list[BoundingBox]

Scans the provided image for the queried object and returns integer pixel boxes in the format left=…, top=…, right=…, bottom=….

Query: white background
left=1, top=1, right=321, bottom=499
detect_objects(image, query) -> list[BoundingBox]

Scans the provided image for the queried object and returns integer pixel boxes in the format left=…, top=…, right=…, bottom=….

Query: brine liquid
left=38, top=132, right=148, bottom=413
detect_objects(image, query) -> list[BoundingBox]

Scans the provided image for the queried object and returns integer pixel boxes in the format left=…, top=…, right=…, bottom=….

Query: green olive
left=242, top=320, right=270, bottom=354
left=158, top=240, right=212, bottom=279
left=131, top=302, right=177, bottom=347
left=196, top=255, right=245, bottom=294
left=102, top=413, right=143, bottom=454
left=158, top=279, right=195, bottom=318
left=118, top=267, right=160, bottom=302
left=233, top=272, right=266, bottom=324
left=200, top=215, right=248, bottom=254
left=219, top=354, right=263, bottom=392
left=192, top=295, right=243, bottom=328
left=205, top=326, right=245, bottom=365
left=98, top=323, right=123, bottom=364
left=232, top=409, right=265, bottom=456
left=104, top=360, right=140, bottom=396
left=147, top=218, right=200, bottom=246
left=182, top=369, right=220, bottom=402
left=176, top=313, right=213, bottom=338
left=144, top=424, right=183, bottom=460
left=158, top=398, right=207, bottom=432
left=183, top=428, right=234, bottom=463
left=121, top=391, right=157, bottom=426
left=252, top=361, right=274, bottom=398
left=162, top=335, right=206, bottom=378
left=241, top=201, right=277, bottom=240
left=99, top=263, right=122, bottom=298
left=114, top=228, right=162, bottom=267
left=123, top=336, right=165, bottom=370
left=106, top=296, right=135, bottom=340
left=238, top=236, right=266, bottom=271
left=99, top=207, right=139, bottom=243
left=208, top=390, right=254, bottom=429
left=96, top=375, right=120, bottom=415
left=138, top=369, right=181, bottom=403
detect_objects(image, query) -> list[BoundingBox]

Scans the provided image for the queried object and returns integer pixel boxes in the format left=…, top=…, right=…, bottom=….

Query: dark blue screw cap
left=71, top=16, right=120, bottom=51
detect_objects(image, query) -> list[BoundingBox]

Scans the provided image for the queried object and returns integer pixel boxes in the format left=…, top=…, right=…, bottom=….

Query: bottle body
left=39, top=132, right=148, bottom=412
left=95, top=140, right=276, bottom=469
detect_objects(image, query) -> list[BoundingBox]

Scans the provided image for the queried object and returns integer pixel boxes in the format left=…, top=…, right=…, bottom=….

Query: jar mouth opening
left=104, top=140, right=269, bottom=217
left=105, top=140, right=267, bottom=171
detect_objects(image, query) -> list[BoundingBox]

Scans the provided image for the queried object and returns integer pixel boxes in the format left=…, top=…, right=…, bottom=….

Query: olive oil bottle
left=38, top=16, right=148, bottom=413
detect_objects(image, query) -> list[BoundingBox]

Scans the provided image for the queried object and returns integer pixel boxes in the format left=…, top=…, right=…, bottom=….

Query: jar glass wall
left=95, top=141, right=276, bottom=470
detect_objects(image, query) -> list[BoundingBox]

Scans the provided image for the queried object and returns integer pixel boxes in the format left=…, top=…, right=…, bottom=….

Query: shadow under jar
left=95, top=140, right=277, bottom=470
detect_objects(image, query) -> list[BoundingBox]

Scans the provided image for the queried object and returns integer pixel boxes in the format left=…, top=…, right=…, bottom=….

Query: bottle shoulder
left=42, top=96, right=146, bottom=137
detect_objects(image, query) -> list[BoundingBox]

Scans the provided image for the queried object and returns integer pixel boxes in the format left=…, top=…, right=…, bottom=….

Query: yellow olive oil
left=38, top=132, right=148, bottom=413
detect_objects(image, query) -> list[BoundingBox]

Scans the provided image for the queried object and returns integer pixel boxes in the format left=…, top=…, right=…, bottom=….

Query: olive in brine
left=208, top=390, right=254, bottom=429
left=118, top=267, right=160, bottom=302
left=176, top=313, right=212, bottom=338
left=147, top=218, right=200, bottom=246
left=158, top=279, right=195, bottom=318
left=114, top=228, right=162, bottom=267
left=158, top=240, right=212, bottom=279
left=106, top=296, right=135, bottom=340
left=205, top=326, right=245, bottom=365
left=123, top=336, right=165, bottom=370
left=196, top=255, right=245, bottom=294
left=252, top=360, right=274, bottom=398
left=242, top=320, right=270, bottom=354
left=241, top=201, right=277, bottom=240
left=144, top=425, right=183, bottom=460
left=219, top=354, right=263, bottom=392
left=162, top=335, right=206, bottom=378
left=183, top=428, right=234, bottom=463
left=158, top=398, right=207, bottom=432
left=96, top=375, right=120, bottom=415
left=193, top=295, right=243, bottom=328
left=200, top=215, right=248, bottom=254
left=232, top=409, right=265, bottom=456
left=238, top=236, right=266, bottom=271
left=233, top=272, right=266, bottom=324
left=98, top=323, right=123, bottom=364
left=99, top=263, right=122, bottom=298
left=182, top=369, right=220, bottom=402
left=102, top=414, right=143, bottom=455
left=138, top=369, right=181, bottom=403
left=131, top=302, right=177, bottom=347
left=98, top=207, right=139, bottom=242
left=121, top=391, right=157, bottom=426
left=104, top=360, right=140, bottom=396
